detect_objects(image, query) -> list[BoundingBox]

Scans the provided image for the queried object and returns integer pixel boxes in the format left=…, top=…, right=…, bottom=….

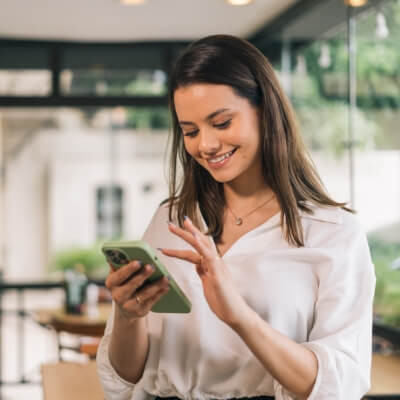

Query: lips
left=208, top=148, right=237, bottom=164
left=206, top=148, right=238, bottom=169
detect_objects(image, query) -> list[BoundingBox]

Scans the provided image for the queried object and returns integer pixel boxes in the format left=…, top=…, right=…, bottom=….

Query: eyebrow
left=179, top=108, right=231, bottom=126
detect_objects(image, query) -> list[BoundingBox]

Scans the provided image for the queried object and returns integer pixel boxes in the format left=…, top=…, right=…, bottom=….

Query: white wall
left=48, top=129, right=169, bottom=249
left=4, top=128, right=169, bottom=280
left=4, top=129, right=49, bottom=280
left=313, top=150, right=400, bottom=232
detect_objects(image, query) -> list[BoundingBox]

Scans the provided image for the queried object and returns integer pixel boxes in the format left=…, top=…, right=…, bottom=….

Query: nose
left=198, top=128, right=221, bottom=156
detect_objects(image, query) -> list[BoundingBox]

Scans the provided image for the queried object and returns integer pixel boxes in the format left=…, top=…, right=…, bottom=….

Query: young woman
left=97, top=35, right=376, bottom=400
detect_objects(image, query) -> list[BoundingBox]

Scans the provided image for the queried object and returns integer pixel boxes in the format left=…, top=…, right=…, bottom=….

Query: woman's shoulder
left=151, top=198, right=179, bottom=223
left=298, top=200, right=359, bottom=227
left=298, top=200, right=366, bottom=247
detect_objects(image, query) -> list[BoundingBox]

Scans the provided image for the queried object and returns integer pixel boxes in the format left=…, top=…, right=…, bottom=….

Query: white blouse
left=97, top=201, right=376, bottom=400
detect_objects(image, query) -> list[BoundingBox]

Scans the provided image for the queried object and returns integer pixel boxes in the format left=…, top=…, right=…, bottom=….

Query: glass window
left=0, top=45, right=51, bottom=96
left=0, top=70, right=51, bottom=96
left=288, top=32, right=351, bottom=204
left=354, top=0, right=400, bottom=330
left=96, top=186, right=123, bottom=240
left=60, top=46, right=168, bottom=96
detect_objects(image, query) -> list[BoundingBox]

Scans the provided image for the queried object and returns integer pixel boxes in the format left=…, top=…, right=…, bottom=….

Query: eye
left=214, top=119, right=232, bottom=129
left=183, top=129, right=199, bottom=138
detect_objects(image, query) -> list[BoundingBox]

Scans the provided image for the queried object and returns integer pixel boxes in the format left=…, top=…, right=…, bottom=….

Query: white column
left=0, top=112, right=4, bottom=278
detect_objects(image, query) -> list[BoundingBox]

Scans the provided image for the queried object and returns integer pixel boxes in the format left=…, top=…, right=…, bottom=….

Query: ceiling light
left=376, top=12, right=389, bottom=39
left=119, top=0, right=147, bottom=5
left=318, top=43, right=331, bottom=68
left=343, top=0, right=368, bottom=7
left=226, top=0, right=253, bottom=6
left=295, top=55, right=307, bottom=76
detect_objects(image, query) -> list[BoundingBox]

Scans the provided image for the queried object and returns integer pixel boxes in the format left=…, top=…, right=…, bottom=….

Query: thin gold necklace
left=226, top=193, right=275, bottom=226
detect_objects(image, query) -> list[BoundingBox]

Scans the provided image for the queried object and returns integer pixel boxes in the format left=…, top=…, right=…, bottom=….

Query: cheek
left=183, top=138, right=198, bottom=158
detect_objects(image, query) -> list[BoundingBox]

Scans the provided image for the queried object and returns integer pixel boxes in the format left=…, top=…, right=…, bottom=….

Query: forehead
left=173, top=84, right=242, bottom=119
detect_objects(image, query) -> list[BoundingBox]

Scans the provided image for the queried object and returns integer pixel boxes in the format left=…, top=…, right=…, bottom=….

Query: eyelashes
left=215, top=119, right=231, bottom=129
left=183, top=119, right=232, bottom=138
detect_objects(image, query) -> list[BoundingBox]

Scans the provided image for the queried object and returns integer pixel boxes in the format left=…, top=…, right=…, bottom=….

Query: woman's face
left=174, top=83, right=263, bottom=184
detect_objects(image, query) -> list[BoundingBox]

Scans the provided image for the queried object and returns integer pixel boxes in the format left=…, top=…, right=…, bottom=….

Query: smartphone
left=101, top=240, right=191, bottom=314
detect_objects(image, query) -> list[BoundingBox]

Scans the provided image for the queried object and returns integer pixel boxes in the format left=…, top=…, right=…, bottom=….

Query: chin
left=207, top=170, right=239, bottom=184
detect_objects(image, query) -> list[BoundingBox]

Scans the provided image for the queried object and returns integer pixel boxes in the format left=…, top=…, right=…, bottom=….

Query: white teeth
left=209, top=149, right=235, bottom=164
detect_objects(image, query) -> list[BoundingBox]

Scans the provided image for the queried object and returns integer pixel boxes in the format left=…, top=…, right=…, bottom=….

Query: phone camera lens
left=105, top=249, right=128, bottom=265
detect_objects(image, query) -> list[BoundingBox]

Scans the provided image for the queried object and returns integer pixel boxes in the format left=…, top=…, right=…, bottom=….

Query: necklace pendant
left=235, top=218, right=243, bottom=226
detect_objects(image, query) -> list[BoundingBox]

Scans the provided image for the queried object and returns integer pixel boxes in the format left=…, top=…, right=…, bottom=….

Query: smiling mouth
left=208, top=148, right=238, bottom=164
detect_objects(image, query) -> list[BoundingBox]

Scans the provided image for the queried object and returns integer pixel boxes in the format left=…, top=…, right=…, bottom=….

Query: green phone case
left=101, top=240, right=192, bottom=314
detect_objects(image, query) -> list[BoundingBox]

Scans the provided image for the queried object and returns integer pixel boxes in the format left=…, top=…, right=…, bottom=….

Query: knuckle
left=128, top=278, right=139, bottom=289
left=114, top=296, right=123, bottom=308
left=105, top=278, right=112, bottom=289
left=145, top=265, right=154, bottom=274
left=122, top=302, right=132, bottom=313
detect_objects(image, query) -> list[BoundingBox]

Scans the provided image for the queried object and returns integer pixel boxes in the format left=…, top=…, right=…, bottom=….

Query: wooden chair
left=41, top=361, right=104, bottom=400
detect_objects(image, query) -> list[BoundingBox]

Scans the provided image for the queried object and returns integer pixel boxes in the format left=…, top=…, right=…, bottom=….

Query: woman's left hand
left=158, top=216, right=249, bottom=328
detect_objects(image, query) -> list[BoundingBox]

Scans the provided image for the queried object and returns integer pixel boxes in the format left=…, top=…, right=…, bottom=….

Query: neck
left=223, top=178, right=274, bottom=210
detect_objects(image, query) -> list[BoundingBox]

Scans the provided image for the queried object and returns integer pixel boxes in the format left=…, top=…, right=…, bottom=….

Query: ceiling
left=0, top=0, right=298, bottom=42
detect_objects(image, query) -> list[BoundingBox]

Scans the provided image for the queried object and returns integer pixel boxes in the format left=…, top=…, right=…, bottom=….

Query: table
left=32, top=303, right=112, bottom=359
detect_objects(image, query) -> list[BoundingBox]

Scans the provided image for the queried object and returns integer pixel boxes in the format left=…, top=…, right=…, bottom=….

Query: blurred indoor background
left=0, top=0, right=399, bottom=399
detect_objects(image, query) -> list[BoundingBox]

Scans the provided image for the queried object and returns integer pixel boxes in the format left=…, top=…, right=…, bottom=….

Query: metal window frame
left=0, top=39, right=190, bottom=107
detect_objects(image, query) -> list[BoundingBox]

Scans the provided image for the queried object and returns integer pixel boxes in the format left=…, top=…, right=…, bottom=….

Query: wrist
left=114, top=305, right=141, bottom=327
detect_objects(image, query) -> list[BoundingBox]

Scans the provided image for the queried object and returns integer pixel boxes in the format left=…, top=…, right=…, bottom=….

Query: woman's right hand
left=105, top=260, right=170, bottom=323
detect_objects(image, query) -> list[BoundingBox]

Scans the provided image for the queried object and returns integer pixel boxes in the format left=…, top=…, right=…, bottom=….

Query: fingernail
left=156, top=247, right=163, bottom=251
left=151, top=264, right=156, bottom=271
left=137, top=260, right=143, bottom=268
left=184, top=215, right=189, bottom=221
left=166, top=220, right=172, bottom=225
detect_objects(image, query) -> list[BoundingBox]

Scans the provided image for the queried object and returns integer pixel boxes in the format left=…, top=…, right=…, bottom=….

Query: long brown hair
left=164, top=34, right=354, bottom=248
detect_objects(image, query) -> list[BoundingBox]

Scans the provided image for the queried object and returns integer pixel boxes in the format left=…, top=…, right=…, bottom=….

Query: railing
left=0, top=277, right=105, bottom=397
left=373, top=320, right=400, bottom=348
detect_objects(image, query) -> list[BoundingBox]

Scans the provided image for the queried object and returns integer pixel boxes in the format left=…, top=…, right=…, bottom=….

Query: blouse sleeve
left=96, top=205, right=165, bottom=400
left=96, top=302, right=139, bottom=400
left=274, top=217, right=376, bottom=400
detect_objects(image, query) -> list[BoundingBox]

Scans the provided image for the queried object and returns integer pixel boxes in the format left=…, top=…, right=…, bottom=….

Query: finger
left=113, top=264, right=155, bottom=304
left=159, top=248, right=202, bottom=264
left=167, top=222, right=199, bottom=248
left=107, top=261, right=116, bottom=272
left=192, top=231, right=218, bottom=263
left=167, top=222, right=206, bottom=257
left=123, top=284, right=170, bottom=316
left=183, top=217, right=209, bottom=247
left=105, top=261, right=142, bottom=289
left=143, top=284, right=170, bottom=308
left=135, top=275, right=170, bottom=302
left=183, top=216, right=219, bottom=259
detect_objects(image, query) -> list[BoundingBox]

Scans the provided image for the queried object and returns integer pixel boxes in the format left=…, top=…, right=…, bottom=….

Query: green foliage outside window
left=368, top=236, right=400, bottom=328
left=50, top=244, right=108, bottom=279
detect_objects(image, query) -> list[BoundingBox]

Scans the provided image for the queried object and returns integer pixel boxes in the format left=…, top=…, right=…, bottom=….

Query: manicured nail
left=157, top=247, right=163, bottom=251
left=184, top=215, right=189, bottom=221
